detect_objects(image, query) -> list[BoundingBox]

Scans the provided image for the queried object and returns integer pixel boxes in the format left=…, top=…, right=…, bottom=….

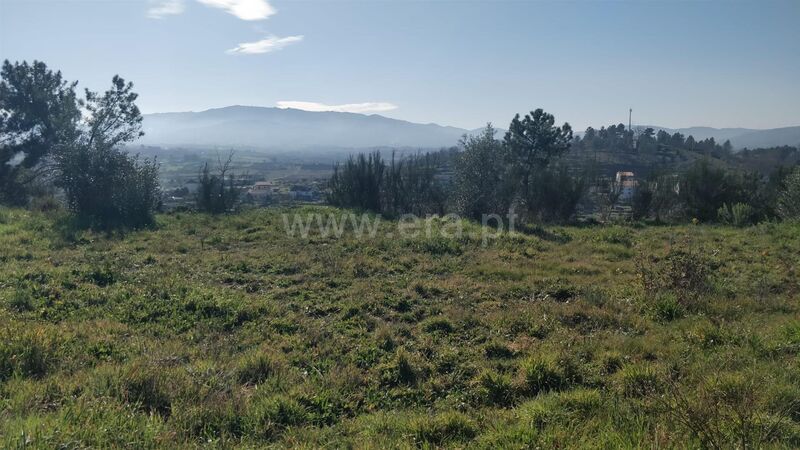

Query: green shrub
left=652, top=293, right=685, bottom=322
left=717, top=202, right=756, bottom=227
left=637, top=243, right=715, bottom=305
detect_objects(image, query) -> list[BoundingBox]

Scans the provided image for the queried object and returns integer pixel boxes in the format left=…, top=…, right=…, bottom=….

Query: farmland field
left=1, top=206, right=799, bottom=448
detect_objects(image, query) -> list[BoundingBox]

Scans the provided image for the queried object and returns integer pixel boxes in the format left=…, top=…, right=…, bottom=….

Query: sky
left=1, top=0, right=799, bottom=131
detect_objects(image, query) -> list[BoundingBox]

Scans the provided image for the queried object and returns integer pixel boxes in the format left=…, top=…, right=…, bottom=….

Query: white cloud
left=147, top=0, right=185, bottom=19
left=197, top=0, right=275, bottom=21
left=6, top=151, right=26, bottom=168
left=276, top=101, right=399, bottom=114
left=226, top=35, right=303, bottom=54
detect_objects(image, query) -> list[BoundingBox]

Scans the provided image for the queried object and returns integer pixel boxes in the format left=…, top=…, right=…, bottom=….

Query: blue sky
left=1, top=0, right=798, bottom=130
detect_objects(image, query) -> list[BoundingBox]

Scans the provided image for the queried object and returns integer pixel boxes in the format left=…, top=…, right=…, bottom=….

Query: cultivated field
left=1, top=206, right=799, bottom=448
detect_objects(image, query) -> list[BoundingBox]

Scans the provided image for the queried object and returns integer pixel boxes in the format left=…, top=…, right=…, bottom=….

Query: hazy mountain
left=139, top=106, right=799, bottom=151
left=140, top=105, right=470, bottom=151
left=634, top=125, right=800, bottom=150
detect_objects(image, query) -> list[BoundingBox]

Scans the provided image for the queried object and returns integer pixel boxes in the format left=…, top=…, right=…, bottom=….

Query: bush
left=651, top=293, right=685, bottom=322
left=57, top=146, right=160, bottom=230
left=196, top=154, right=240, bottom=214
left=777, top=168, right=800, bottom=221
left=717, top=202, right=756, bottom=227
left=637, top=243, right=715, bottom=305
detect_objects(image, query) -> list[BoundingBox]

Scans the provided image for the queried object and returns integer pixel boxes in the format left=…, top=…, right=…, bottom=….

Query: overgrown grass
left=1, top=206, right=799, bottom=447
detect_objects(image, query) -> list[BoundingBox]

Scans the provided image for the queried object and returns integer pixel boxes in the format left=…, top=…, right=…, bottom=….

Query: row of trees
left=327, top=151, right=446, bottom=217
left=0, top=60, right=159, bottom=229
left=632, top=160, right=800, bottom=225
left=330, top=111, right=800, bottom=226
left=330, top=110, right=589, bottom=223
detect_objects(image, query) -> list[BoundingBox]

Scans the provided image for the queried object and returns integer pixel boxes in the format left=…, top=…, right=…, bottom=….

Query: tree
left=777, top=167, right=800, bottom=221
left=679, top=159, right=735, bottom=222
left=0, top=60, right=80, bottom=204
left=196, top=152, right=240, bottom=214
left=55, top=76, right=159, bottom=229
left=452, top=124, right=511, bottom=220
left=503, top=109, right=574, bottom=220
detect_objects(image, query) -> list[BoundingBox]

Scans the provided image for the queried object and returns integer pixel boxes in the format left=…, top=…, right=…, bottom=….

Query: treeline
left=328, top=151, right=447, bottom=217
left=329, top=110, right=589, bottom=224
left=329, top=115, right=800, bottom=226
left=575, top=124, right=734, bottom=158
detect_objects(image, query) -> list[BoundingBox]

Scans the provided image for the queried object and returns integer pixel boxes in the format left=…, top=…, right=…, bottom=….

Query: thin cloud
left=277, top=101, right=399, bottom=114
left=226, top=35, right=303, bottom=54
left=146, top=0, right=185, bottom=19
left=197, top=0, right=275, bottom=21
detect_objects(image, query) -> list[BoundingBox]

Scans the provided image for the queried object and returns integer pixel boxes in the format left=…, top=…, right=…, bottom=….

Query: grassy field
left=1, top=206, right=799, bottom=448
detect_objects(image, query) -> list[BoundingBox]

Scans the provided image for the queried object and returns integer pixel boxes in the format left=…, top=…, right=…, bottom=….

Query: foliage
left=328, top=150, right=446, bottom=217
left=196, top=153, right=240, bottom=214
left=503, top=108, right=573, bottom=218
left=777, top=167, right=800, bottom=221
left=54, top=76, right=158, bottom=230
left=0, top=60, right=80, bottom=204
left=452, top=124, right=511, bottom=220
left=717, top=202, right=756, bottom=227
left=637, top=241, right=715, bottom=305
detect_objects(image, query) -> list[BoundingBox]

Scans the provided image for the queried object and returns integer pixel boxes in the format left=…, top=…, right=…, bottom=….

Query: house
left=246, top=181, right=278, bottom=204
left=615, top=171, right=637, bottom=202
left=289, top=185, right=317, bottom=201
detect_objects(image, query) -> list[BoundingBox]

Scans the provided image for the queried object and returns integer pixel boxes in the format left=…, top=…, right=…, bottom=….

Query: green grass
left=1, top=206, right=800, bottom=447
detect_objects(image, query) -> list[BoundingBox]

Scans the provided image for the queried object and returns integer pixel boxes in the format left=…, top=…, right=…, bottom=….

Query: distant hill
left=140, top=106, right=470, bottom=151
left=634, top=125, right=800, bottom=150
left=139, top=106, right=799, bottom=152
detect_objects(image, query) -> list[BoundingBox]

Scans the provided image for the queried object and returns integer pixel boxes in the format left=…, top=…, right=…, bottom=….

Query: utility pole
left=628, top=108, right=632, bottom=132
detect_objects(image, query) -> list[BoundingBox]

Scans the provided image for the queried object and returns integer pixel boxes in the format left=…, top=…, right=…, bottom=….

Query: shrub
left=57, top=145, right=160, bottom=230
left=777, top=168, right=800, bottom=221
left=196, top=153, right=240, bottom=214
left=717, top=202, right=756, bottom=227
left=637, top=243, right=715, bottom=305
left=652, top=293, right=685, bottom=322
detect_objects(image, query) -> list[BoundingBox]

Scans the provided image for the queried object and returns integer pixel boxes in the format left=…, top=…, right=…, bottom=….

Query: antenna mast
left=628, top=108, right=632, bottom=132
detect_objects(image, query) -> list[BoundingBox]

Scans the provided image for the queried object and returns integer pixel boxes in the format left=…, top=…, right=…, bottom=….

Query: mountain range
left=139, top=105, right=800, bottom=151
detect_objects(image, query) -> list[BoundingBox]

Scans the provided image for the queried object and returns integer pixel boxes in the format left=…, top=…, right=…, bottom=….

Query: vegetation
left=0, top=60, right=158, bottom=229
left=196, top=153, right=241, bottom=214
left=1, top=206, right=799, bottom=447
